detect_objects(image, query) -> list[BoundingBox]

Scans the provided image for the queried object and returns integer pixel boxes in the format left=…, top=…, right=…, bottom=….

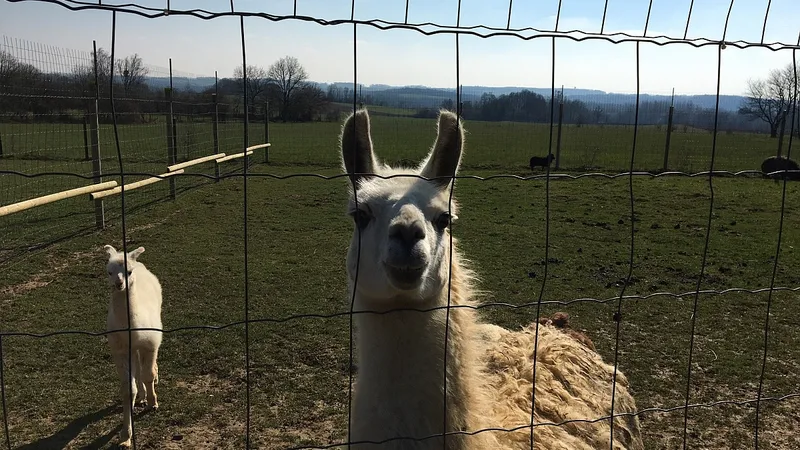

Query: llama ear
left=419, top=110, right=464, bottom=189
left=340, top=109, right=378, bottom=187
left=128, top=246, right=145, bottom=260
left=103, top=245, right=117, bottom=256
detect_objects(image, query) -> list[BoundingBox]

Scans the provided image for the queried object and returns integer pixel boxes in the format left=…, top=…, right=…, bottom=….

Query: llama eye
left=352, top=210, right=372, bottom=230
left=435, top=212, right=452, bottom=231
left=127, top=270, right=132, bottom=276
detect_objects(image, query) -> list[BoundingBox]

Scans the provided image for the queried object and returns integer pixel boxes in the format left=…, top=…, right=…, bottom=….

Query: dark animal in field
left=530, top=153, right=555, bottom=170
left=761, top=156, right=800, bottom=181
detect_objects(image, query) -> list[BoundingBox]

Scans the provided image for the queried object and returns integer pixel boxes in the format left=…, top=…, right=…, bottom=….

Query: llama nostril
left=390, top=221, right=426, bottom=245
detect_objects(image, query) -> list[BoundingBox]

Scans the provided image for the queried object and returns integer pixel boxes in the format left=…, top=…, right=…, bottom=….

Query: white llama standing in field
left=339, top=109, right=643, bottom=450
left=103, top=244, right=163, bottom=448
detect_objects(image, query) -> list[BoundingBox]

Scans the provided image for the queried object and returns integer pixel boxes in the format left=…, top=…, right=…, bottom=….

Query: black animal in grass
left=761, top=155, right=800, bottom=181
left=530, top=153, right=555, bottom=171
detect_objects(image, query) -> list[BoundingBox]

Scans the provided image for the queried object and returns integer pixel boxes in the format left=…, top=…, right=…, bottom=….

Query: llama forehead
left=107, top=254, right=137, bottom=269
left=351, top=174, right=457, bottom=217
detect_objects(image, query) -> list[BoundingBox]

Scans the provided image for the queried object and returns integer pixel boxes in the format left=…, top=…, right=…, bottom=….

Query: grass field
left=1, top=113, right=800, bottom=449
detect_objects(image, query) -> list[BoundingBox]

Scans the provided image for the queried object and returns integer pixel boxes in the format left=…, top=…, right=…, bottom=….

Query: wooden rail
left=216, top=151, right=254, bottom=164
left=0, top=181, right=119, bottom=217
left=90, top=170, right=184, bottom=200
left=167, top=153, right=226, bottom=172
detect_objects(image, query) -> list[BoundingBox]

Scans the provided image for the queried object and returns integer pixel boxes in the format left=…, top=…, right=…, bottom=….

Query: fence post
left=172, top=117, right=178, bottom=160
left=0, top=131, right=4, bottom=158
left=555, top=100, right=564, bottom=169
left=663, top=104, right=675, bottom=171
left=264, top=101, right=270, bottom=163
left=82, top=116, right=89, bottom=160
left=165, top=87, right=176, bottom=200
left=212, top=92, right=220, bottom=155
left=777, top=110, right=788, bottom=157
left=91, top=40, right=105, bottom=230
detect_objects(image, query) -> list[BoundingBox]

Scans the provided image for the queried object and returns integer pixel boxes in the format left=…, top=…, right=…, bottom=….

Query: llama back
left=478, top=323, right=643, bottom=450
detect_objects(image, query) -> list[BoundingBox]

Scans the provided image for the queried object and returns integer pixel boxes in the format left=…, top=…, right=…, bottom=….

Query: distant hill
left=144, top=76, right=747, bottom=112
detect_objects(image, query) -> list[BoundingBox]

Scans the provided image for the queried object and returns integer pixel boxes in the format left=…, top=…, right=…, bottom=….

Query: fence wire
left=2, top=0, right=800, bottom=449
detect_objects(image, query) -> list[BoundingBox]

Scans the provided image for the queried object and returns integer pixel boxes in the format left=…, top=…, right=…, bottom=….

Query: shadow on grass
left=13, top=404, right=120, bottom=450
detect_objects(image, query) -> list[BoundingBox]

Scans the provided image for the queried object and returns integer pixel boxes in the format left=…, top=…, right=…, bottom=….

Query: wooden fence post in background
left=555, top=98, right=564, bottom=170
left=663, top=89, right=675, bottom=172
left=91, top=40, right=105, bottom=229
left=663, top=105, right=675, bottom=171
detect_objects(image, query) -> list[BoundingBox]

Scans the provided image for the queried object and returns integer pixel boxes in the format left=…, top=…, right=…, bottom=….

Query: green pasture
left=0, top=114, right=799, bottom=448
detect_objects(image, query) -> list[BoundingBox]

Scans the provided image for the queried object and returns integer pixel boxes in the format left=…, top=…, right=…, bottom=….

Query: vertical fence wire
left=528, top=0, right=562, bottom=446
left=754, top=45, right=798, bottom=450
left=759, top=0, right=773, bottom=45
left=346, top=0, right=361, bottom=446
left=230, top=0, right=253, bottom=446
left=683, top=0, right=696, bottom=40
left=108, top=9, right=138, bottom=450
left=441, top=1, right=463, bottom=445
left=608, top=0, right=649, bottom=442
left=681, top=3, right=735, bottom=447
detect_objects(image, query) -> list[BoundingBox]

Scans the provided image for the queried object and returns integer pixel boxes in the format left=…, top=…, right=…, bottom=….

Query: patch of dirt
left=0, top=248, right=97, bottom=302
left=260, top=416, right=342, bottom=449
left=160, top=421, right=246, bottom=450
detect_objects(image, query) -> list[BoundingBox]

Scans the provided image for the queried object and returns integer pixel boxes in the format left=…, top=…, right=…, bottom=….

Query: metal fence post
left=212, top=93, right=220, bottom=155
left=264, top=100, right=270, bottom=163
left=91, top=40, right=105, bottom=229
left=165, top=87, right=176, bottom=199
left=172, top=117, right=178, bottom=160
left=82, top=116, right=89, bottom=160
left=663, top=104, right=675, bottom=171
left=555, top=99, right=564, bottom=169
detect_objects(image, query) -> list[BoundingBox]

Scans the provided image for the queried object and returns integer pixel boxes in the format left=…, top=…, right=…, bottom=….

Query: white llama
left=103, top=244, right=163, bottom=448
left=339, top=109, right=643, bottom=449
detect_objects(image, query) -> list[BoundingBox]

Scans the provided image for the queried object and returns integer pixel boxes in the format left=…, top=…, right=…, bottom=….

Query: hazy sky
left=1, top=0, right=799, bottom=96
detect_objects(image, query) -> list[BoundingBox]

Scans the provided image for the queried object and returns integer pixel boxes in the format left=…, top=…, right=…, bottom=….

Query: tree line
left=1, top=47, right=798, bottom=137
left=0, top=50, right=334, bottom=124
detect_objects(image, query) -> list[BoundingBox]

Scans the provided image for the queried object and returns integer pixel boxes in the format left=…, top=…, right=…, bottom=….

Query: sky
left=1, top=0, right=799, bottom=96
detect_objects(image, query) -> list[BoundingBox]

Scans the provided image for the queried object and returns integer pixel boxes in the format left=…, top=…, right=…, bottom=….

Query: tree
left=117, top=53, right=148, bottom=97
left=72, top=47, right=112, bottom=95
left=267, top=56, right=308, bottom=121
left=233, top=64, right=269, bottom=115
left=738, top=64, right=798, bottom=137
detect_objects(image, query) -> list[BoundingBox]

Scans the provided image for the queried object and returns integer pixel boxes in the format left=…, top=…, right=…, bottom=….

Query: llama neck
left=351, top=259, right=484, bottom=448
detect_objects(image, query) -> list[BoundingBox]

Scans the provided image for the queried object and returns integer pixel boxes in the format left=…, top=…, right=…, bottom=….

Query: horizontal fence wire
left=2, top=283, right=799, bottom=336
left=7, top=0, right=800, bottom=50
left=3, top=0, right=800, bottom=449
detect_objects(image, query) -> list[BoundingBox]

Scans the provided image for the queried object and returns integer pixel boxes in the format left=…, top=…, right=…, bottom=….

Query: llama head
left=103, top=244, right=145, bottom=292
left=340, top=109, right=464, bottom=306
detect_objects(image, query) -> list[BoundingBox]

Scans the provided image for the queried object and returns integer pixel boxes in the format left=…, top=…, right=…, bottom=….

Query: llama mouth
left=383, top=263, right=425, bottom=289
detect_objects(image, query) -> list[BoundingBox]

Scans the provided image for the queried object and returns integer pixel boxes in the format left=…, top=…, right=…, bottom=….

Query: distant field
left=1, top=113, right=799, bottom=449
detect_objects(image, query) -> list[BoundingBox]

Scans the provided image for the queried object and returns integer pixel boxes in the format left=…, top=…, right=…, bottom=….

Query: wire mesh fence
left=2, top=0, right=800, bottom=449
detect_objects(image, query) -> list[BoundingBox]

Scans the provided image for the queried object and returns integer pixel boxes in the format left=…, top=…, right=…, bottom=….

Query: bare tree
left=233, top=64, right=269, bottom=115
left=72, top=47, right=112, bottom=94
left=267, top=56, right=308, bottom=121
left=739, top=64, right=798, bottom=138
left=117, top=53, right=148, bottom=97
